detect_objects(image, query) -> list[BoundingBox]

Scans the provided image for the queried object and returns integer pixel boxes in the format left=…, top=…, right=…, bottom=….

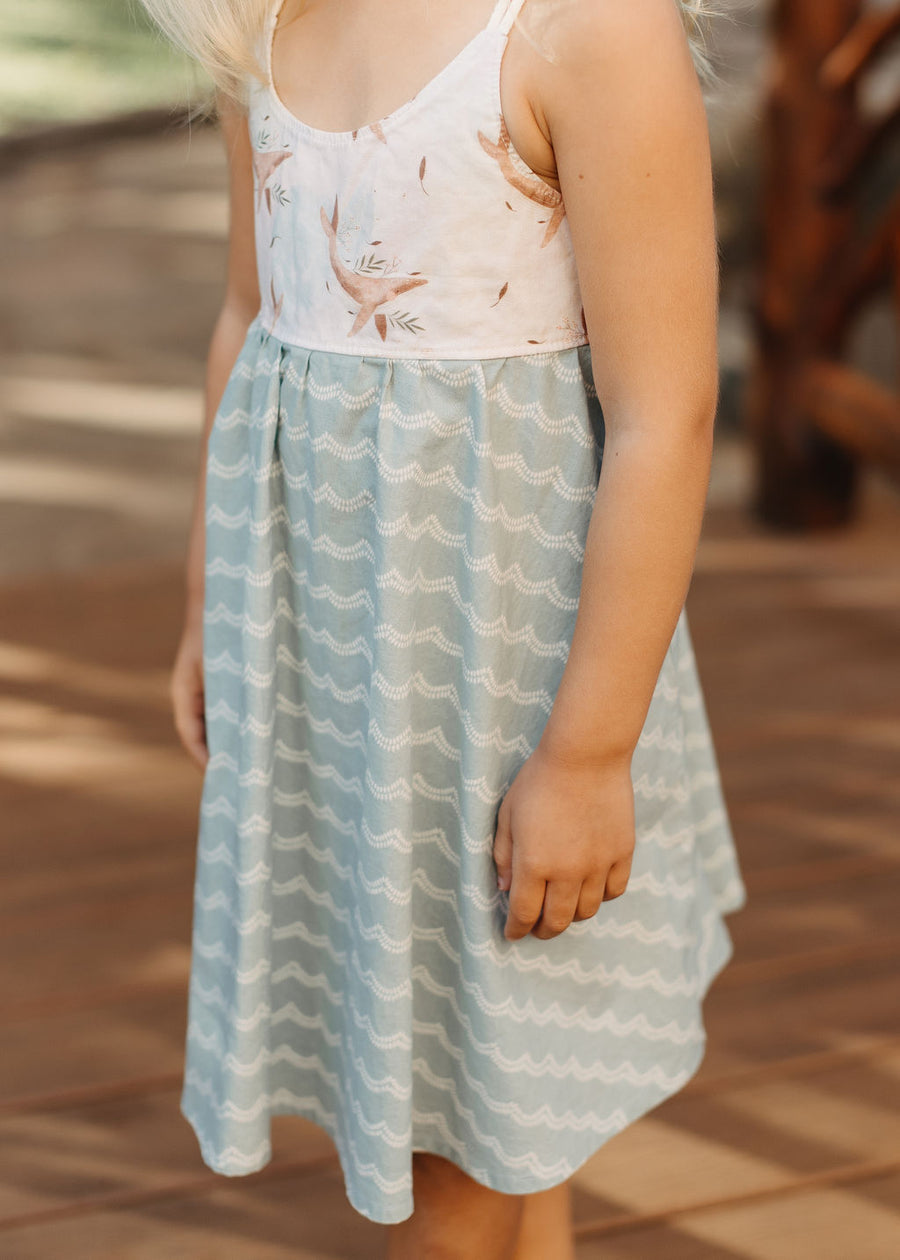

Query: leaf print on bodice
left=320, top=195, right=428, bottom=340
left=477, top=118, right=565, bottom=247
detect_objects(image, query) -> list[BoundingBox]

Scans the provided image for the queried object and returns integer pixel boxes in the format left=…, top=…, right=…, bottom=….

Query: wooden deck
left=1, top=467, right=899, bottom=1258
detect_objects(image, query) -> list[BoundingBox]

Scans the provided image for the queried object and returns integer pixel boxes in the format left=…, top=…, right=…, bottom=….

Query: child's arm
left=536, top=0, right=719, bottom=763
left=493, top=0, right=720, bottom=937
left=171, top=95, right=260, bottom=767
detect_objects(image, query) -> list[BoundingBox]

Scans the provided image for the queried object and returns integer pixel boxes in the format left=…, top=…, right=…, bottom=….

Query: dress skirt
left=180, top=316, right=747, bottom=1224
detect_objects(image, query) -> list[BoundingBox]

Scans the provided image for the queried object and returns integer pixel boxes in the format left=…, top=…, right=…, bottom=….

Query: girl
left=144, top=0, right=747, bottom=1254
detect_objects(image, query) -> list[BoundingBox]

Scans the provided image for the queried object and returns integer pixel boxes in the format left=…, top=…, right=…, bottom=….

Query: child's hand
left=492, top=742, right=635, bottom=941
left=170, top=609, right=208, bottom=770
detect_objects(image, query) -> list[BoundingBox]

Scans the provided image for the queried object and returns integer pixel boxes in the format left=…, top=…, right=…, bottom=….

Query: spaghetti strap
left=486, top=0, right=515, bottom=29
left=497, top=0, right=529, bottom=35
left=263, top=0, right=287, bottom=77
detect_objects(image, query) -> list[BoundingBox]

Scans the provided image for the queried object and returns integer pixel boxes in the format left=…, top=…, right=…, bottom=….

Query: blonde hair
left=138, top=0, right=273, bottom=99
left=676, top=0, right=720, bottom=81
left=138, top=0, right=719, bottom=103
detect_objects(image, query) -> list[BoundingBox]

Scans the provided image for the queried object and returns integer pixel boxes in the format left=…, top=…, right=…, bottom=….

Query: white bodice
left=249, top=0, right=589, bottom=359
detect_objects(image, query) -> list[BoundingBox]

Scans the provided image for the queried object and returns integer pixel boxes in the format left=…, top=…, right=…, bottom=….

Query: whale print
left=253, top=148, right=293, bottom=213
left=320, top=195, right=428, bottom=339
left=477, top=118, right=565, bottom=247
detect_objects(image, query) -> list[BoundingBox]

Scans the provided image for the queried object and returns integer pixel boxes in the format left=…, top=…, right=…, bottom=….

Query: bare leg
left=509, top=1181, right=576, bottom=1260
left=386, top=1152, right=525, bottom=1260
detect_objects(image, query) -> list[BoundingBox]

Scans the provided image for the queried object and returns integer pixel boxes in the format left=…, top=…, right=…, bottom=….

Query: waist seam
left=256, top=317, right=590, bottom=361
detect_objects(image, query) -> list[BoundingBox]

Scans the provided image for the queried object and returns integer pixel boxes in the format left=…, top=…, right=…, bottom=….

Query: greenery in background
left=0, top=0, right=209, bottom=132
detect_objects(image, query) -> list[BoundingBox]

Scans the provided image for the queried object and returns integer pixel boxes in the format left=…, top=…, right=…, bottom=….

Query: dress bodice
left=248, top=0, right=589, bottom=359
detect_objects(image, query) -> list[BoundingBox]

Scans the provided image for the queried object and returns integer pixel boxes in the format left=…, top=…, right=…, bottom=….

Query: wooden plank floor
left=1, top=472, right=899, bottom=1258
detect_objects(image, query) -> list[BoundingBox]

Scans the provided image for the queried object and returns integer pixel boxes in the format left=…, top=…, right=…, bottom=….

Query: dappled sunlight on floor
left=4, top=373, right=204, bottom=434
left=0, top=492, right=897, bottom=1255
left=0, top=129, right=224, bottom=578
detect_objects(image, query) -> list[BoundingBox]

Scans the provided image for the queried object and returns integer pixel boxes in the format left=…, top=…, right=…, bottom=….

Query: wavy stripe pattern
left=181, top=321, right=748, bottom=1224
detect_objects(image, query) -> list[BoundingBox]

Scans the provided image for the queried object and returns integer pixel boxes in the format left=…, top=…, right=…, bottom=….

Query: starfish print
left=253, top=149, right=292, bottom=212
left=320, top=195, right=428, bottom=338
left=477, top=118, right=565, bottom=247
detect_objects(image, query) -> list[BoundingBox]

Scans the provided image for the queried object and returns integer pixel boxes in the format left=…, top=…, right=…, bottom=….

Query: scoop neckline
left=264, top=0, right=508, bottom=145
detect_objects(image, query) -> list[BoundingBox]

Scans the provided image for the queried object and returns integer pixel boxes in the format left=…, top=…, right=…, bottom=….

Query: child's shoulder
left=518, top=0, right=696, bottom=78
left=517, top=0, right=704, bottom=142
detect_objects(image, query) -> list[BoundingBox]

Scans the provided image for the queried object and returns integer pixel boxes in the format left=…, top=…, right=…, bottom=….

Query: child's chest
left=269, top=0, right=560, bottom=191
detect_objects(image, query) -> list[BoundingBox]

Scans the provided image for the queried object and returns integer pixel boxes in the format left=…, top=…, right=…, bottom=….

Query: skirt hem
left=179, top=914, right=737, bottom=1226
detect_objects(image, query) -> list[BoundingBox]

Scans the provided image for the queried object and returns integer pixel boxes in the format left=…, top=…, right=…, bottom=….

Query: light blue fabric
left=181, top=319, right=747, bottom=1224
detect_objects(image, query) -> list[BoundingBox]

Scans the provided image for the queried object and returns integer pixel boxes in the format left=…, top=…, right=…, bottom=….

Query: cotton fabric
left=181, top=0, right=747, bottom=1224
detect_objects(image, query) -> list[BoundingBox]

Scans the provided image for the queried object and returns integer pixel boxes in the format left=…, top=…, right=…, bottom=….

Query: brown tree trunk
left=746, top=0, right=863, bottom=530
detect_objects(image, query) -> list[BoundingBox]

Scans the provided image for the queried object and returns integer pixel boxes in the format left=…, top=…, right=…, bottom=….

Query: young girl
left=144, top=0, right=747, bottom=1253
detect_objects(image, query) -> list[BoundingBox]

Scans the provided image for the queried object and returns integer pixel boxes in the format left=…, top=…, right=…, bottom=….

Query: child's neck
left=271, top=0, right=503, bottom=134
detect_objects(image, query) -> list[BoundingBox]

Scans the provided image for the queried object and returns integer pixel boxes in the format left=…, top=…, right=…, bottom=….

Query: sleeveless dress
left=181, top=0, right=748, bottom=1225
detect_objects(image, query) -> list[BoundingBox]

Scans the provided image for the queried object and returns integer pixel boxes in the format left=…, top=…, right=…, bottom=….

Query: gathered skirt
left=180, top=317, right=747, bottom=1224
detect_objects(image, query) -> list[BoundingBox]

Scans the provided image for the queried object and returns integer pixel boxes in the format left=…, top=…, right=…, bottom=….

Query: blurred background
left=1, top=1, right=899, bottom=1257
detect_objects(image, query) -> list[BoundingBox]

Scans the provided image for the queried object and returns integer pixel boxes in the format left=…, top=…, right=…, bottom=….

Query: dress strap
left=495, top=0, right=529, bottom=35
left=264, top=0, right=288, bottom=81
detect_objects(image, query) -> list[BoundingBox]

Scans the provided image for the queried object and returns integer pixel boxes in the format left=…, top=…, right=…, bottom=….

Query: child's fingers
left=530, top=879, right=583, bottom=940
left=174, top=702, right=208, bottom=769
left=492, top=797, right=513, bottom=891
left=574, top=875, right=606, bottom=921
left=171, top=665, right=208, bottom=770
left=504, top=870, right=546, bottom=942
left=604, top=855, right=633, bottom=901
